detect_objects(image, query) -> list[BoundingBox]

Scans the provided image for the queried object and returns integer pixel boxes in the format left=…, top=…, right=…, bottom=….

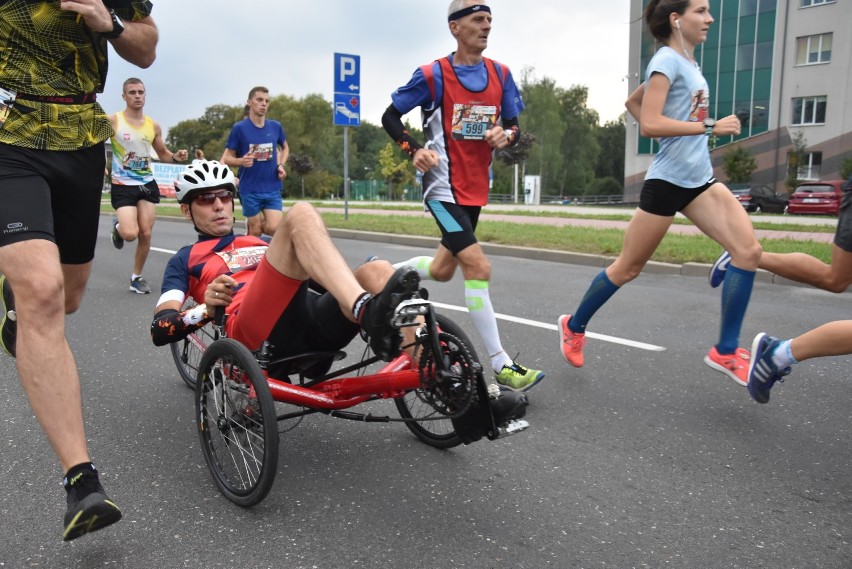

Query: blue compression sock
left=570, top=270, right=620, bottom=334
left=716, top=264, right=755, bottom=354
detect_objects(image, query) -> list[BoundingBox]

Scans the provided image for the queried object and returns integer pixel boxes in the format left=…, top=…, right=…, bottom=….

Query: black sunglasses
left=193, top=190, right=234, bottom=205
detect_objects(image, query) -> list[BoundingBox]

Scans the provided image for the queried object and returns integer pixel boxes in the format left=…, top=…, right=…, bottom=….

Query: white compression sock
left=465, top=279, right=511, bottom=372
left=393, top=256, right=434, bottom=281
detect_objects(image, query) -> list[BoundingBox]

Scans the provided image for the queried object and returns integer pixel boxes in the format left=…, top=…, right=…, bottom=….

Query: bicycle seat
left=266, top=350, right=346, bottom=381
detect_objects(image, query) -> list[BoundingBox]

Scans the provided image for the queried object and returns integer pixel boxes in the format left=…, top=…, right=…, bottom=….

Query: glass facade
left=637, top=0, right=777, bottom=155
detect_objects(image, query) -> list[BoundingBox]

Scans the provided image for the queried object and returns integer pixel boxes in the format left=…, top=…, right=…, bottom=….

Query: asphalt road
left=1, top=215, right=849, bottom=568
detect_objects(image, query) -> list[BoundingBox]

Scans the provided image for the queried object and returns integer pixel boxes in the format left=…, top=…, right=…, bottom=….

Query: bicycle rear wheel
left=195, top=339, right=279, bottom=507
left=171, top=323, right=218, bottom=390
left=394, top=314, right=479, bottom=449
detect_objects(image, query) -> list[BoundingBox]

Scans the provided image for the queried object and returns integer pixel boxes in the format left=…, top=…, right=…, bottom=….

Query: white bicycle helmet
left=174, top=160, right=236, bottom=204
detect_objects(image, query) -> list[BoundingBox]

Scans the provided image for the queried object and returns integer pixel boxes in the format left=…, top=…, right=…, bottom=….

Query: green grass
left=103, top=200, right=833, bottom=265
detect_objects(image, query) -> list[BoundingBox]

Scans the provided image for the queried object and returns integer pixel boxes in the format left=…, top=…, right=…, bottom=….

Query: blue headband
left=448, top=4, right=491, bottom=22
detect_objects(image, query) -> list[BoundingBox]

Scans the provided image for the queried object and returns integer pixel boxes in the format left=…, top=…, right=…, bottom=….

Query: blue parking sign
left=334, top=53, right=360, bottom=127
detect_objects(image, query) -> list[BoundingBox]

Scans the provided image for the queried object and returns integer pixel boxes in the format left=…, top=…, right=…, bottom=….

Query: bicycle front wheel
left=195, top=339, right=279, bottom=507
left=394, top=313, right=480, bottom=449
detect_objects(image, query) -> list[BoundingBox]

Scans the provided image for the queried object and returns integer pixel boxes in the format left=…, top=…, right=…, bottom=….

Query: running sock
left=570, top=270, right=620, bottom=334
left=771, top=339, right=798, bottom=369
left=131, top=273, right=142, bottom=281
left=393, top=256, right=434, bottom=281
left=464, top=279, right=511, bottom=371
left=63, top=462, right=99, bottom=494
left=351, top=292, right=372, bottom=322
left=716, top=264, right=755, bottom=354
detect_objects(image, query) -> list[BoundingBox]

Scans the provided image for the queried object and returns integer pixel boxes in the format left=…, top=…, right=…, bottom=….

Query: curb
left=326, top=228, right=805, bottom=288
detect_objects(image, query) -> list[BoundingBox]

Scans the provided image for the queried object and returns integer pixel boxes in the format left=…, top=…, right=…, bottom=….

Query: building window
left=791, top=96, right=827, bottom=125
left=800, top=0, right=836, bottom=6
left=796, top=33, right=832, bottom=65
left=791, top=152, right=822, bottom=180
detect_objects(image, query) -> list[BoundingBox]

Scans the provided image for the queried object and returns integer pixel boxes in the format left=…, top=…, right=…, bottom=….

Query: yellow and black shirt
left=0, top=0, right=153, bottom=151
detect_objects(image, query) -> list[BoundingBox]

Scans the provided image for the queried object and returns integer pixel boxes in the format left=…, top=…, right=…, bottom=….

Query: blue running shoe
left=747, top=333, right=791, bottom=404
left=709, top=250, right=731, bottom=288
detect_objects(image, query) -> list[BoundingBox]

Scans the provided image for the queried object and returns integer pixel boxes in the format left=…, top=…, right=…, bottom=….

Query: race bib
left=216, top=246, right=267, bottom=273
left=248, top=142, right=274, bottom=161
left=123, top=152, right=151, bottom=172
left=0, top=87, right=17, bottom=130
left=451, top=104, right=497, bottom=140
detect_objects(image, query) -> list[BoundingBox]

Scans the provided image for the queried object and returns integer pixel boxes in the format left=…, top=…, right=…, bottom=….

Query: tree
left=556, top=85, right=600, bottom=196
left=166, top=103, right=242, bottom=159
left=519, top=69, right=565, bottom=194
left=289, top=154, right=315, bottom=198
left=722, top=144, right=757, bottom=184
left=378, top=142, right=414, bottom=200
left=786, top=130, right=808, bottom=192
left=595, top=116, right=625, bottom=189
left=840, top=157, right=852, bottom=181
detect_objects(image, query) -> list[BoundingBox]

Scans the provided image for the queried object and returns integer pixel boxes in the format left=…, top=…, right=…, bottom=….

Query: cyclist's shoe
left=110, top=217, right=124, bottom=250
left=495, top=361, right=544, bottom=392
left=709, top=250, right=731, bottom=288
left=704, top=346, right=750, bottom=386
left=361, top=266, right=420, bottom=361
left=62, top=468, right=122, bottom=541
left=747, top=333, right=791, bottom=404
left=129, top=276, right=151, bottom=294
left=0, top=274, right=17, bottom=358
left=558, top=314, right=586, bottom=367
left=489, top=384, right=528, bottom=423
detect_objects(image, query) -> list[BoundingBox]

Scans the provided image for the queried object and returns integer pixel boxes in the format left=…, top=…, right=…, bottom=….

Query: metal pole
left=343, top=126, right=349, bottom=220
left=513, top=162, right=519, bottom=203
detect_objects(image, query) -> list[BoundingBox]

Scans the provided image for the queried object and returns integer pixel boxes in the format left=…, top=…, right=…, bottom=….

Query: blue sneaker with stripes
left=747, top=333, right=791, bottom=404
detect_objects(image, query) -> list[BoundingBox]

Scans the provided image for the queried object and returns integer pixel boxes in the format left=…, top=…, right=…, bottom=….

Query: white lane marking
left=149, top=246, right=666, bottom=353
left=430, top=301, right=666, bottom=352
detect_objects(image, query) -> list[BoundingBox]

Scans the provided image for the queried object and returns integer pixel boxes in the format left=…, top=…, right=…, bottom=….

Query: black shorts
left=834, top=186, right=852, bottom=252
left=0, top=142, right=104, bottom=264
left=425, top=200, right=481, bottom=254
left=265, top=282, right=360, bottom=361
left=639, top=178, right=715, bottom=217
left=111, top=179, right=161, bottom=208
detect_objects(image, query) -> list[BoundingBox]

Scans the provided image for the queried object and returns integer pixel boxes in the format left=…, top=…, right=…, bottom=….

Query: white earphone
left=675, top=19, right=680, bottom=29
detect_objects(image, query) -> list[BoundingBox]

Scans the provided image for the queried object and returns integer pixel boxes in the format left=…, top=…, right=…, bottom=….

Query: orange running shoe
left=703, top=346, right=750, bottom=386
left=558, top=314, right=586, bottom=368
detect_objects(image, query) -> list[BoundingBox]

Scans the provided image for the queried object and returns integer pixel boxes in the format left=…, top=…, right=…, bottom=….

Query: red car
left=786, top=180, right=845, bottom=216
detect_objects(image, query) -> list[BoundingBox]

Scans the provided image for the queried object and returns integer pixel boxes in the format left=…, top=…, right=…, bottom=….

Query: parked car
left=786, top=180, right=845, bottom=216
left=729, top=184, right=789, bottom=214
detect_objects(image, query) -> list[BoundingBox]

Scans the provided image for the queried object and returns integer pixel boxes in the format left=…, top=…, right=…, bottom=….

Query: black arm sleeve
left=381, top=103, right=423, bottom=158
left=150, top=307, right=211, bottom=347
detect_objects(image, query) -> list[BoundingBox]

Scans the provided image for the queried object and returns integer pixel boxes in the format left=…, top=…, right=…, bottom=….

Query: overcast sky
left=100, top=1, right=632, bottom=137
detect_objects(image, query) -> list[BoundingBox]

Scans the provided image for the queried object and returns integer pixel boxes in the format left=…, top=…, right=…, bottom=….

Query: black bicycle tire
left=394, top=313, right=480, bottom=449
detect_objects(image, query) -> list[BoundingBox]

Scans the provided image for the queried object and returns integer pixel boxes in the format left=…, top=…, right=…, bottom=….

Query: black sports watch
left=102, top=9, right=125, bottom=40
left=703, top=117, right=716, bottom=136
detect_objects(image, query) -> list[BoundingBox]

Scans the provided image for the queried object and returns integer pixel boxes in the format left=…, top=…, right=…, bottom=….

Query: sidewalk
left=314, top=206, right=837, bottom=290
left=316, top=206, right=835, bottom=244
left=129, top=202, right=838, bottom=289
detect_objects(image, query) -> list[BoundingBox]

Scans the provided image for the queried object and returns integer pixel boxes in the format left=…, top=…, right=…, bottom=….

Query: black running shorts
left=110, top=179, right=161, bottom=209
left=639, top=178, right=715, bottom=217
left=425, top=200, right=481, bottom=255
left=834, top=182, right=852, bottom=252
left=0, top=143, right=104, bottom=264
